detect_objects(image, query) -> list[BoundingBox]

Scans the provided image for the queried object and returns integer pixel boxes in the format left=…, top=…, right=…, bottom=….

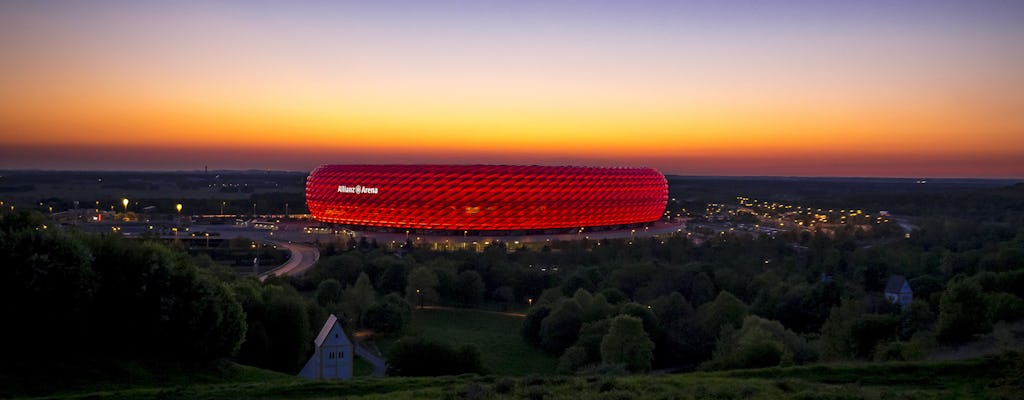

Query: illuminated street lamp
left=252, top=241, right=260, bottom=275
left=176, top=203, right=183, bottom=225
left=122, top=197, right=129, bottom=214
left=416, top=289, right=422, bottom=309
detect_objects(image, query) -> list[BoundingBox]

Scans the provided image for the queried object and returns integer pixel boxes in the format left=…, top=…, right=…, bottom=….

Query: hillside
left=10, top=353, right=1021, bottom=400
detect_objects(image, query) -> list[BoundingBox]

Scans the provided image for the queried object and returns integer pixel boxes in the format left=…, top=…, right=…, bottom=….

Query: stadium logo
left=338, top=185, right=379, bottom=194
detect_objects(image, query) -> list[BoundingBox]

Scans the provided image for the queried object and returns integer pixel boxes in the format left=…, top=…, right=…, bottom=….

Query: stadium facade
left=305, top=164, right=667, bottom=232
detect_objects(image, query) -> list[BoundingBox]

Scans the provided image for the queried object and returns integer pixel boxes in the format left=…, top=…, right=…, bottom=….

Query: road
left=260, top=241, right=319, bottom=280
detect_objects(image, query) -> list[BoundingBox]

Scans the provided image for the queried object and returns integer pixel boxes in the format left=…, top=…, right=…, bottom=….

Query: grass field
left=12, top=353, right=1021, bottom=399
left=378, top=307, right=559, bottom=376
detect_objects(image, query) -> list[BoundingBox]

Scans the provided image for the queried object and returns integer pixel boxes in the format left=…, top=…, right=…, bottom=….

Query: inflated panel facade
left=306, top=165, right=667, bottom=230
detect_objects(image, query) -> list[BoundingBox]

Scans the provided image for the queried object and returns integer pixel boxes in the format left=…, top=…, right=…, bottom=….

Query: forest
left=2, top=179, right=1023, bottom=392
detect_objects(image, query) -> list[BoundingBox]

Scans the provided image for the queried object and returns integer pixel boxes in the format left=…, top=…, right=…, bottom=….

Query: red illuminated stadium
left=305, top=165, right=667, bottom=232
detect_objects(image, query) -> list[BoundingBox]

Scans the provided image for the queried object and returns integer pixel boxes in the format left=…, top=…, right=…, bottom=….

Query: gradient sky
left=1, top=1, right=1022, bottom=177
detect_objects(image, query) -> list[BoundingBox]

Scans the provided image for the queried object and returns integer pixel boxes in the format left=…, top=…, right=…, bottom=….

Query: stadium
left=305, top=164, right=668, bottom=233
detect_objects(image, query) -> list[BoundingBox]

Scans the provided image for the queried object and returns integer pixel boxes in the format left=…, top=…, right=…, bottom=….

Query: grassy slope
left=15, top=354, right=1021, bottom=400
left=379, top=307, right=559, bottom=376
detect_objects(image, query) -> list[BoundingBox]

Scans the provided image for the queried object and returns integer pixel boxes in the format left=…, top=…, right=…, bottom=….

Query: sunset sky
left=1, top=1, right=1022, bottom=177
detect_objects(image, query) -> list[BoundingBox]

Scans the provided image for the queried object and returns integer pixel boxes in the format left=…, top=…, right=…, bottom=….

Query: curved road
left=259, top=241, right=320, bottom=280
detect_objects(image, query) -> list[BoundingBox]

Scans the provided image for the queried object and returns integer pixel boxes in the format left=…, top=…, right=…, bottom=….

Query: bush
left=494, top=377, right=515, bottom=394
left=522, top=305, right=552, bottom=347
left=600, top=315, right=655, bottom=372
left=937, top=279, right=989, bottom=344
left=362, top=293, right=412, bottom=334
left=987, top=292, right=1024, bottom=323
left=387, top=337, right=485, bottom=376
left=539, top=299, right=584, bottom=353
left=557, top=346, right=590, bottom=374
left=705, top=315, right=813, bottom=370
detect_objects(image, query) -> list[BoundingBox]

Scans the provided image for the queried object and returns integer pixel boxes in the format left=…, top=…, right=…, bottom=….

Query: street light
left=122, top=198, right=129, bottom=214
left=175, top=203, right=183, bottom=226
left=252, top=241, right=260, bottom=275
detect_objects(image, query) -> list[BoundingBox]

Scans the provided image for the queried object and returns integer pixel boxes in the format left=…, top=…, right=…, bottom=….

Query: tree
left=261, top=286, right=313, bottom=373
left=405, top=266, right=439, bottom=308
left=539, top=299, right=584, bottom=353
left=987, top=292, right=1024, bottom=324
left=706, top=316, right=812, bottom=370
left=617, top=303, right=660, bottom=344
left=315, top=279, right=343, bottom=306
left=651, top=292, right=712, bottom=367
left=937, top=279, right=988, bottom=344
left=0, top=227, right=96, bottom=358
left=453, top=270, right=485, bottom=306
left=820, top=298, right=865, bottom=360
left=492, top=286, right=515, bottom=310
left=847, top=314, right=899, bottom=359
left=363, top=293, right=412, bottom=334
left=343, top=272, right=376, bottom=327
left=600, top=315, right=655, bottom=372
left=522, top=304, right=552, bottom=347
left=574, top=318, right=612, bottom=366
left=165, top=272, right=248, bottom=361
left=698, top=290, right=748, bottom=338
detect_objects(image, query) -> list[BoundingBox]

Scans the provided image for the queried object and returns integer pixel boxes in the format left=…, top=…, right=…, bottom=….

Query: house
left=298, top=314, right=353, bottom=380
left=884, top=275, right=913, bottom=309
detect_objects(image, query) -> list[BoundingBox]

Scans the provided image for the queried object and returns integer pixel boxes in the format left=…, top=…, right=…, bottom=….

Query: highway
left=85, top=222, right=322, bottom=280
left=259, top=241, right=319, bottom=280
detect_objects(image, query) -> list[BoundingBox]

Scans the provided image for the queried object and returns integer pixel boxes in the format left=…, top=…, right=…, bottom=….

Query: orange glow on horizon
left=1, top=1, right=1022, bottom=177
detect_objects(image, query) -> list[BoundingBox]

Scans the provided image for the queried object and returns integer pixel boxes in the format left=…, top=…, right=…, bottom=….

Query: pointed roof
left=314, top=314, right=340, bottom=347
left=885, top=275, right=909, bottom=293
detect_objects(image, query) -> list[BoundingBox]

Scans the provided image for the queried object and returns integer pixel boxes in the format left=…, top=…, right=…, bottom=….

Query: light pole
left=416, top=289, right=423, bottom=309
left=175, top=203, right=183, bottom=226
left=220, top=201, right=226, bottom=215
left=252, top=241, right=260, bottom=275
left=204, top=232, right=210, bottom=248
left=122, top=197, right=129, bottom=214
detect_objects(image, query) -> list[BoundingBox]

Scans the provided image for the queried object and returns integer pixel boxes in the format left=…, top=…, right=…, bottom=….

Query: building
left=298, top=314, right=353, bottom=380
left=305, top=164, right=668, bottom=231
left=884, top=275, right=913, bottom=309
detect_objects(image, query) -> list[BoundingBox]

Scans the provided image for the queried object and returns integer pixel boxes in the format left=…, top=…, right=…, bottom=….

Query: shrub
left=387, top=337, right=484, bottom=376
left=600, top=315, right=655, bottom=372
left=362, top=293, right=412, bottom=334
left=557, top=346, right=590, bottom=374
